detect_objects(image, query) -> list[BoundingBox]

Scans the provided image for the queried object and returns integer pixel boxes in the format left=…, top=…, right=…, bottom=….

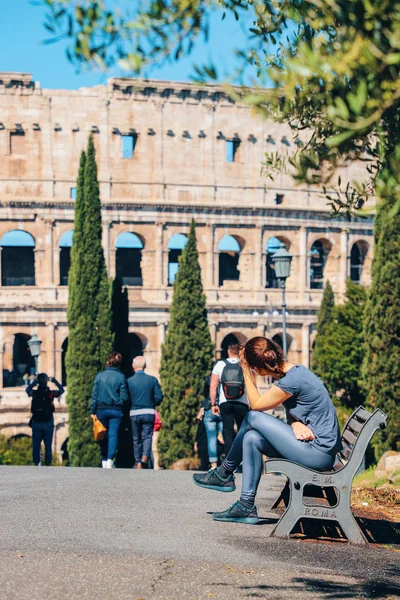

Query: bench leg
left=339, top=513, right=369, bottom=545
left=270, top=484, right=303, bottom=539
left=271, top=480, right=290, bottom=510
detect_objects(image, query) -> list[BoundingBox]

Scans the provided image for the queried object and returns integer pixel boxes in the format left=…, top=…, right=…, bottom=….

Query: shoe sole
left=193, top=479, right=236, bottom=493
left=212, top=515, right=259, bottom=524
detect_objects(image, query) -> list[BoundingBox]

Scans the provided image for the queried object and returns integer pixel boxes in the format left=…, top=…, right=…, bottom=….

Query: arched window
left=59, top=230, right=74, bottom=286
left=218, top=235, right=242, bottom=286
left=219, top=332, right=247, bottom=360
left=61, top=337, right=68, bottom=386
left=1, top=230, right=35, bottom=286
left=116, top=232, right=144, bottom=286
left=272, top=332, right=293, bottom=353
left=129, top=333, right=147, bottom=359
left=168, top=233, right=188, bottom=285
left=310, top=239, right=331, bottom=289
left=3, top=333, right=36, bottom=388
left=265, top=237, right=289, bottom=288
left=350, top=241, right=368, bottom=283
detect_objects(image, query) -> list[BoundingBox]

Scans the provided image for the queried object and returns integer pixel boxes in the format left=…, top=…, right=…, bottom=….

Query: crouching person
left=90, top=352, right=129, bottom=469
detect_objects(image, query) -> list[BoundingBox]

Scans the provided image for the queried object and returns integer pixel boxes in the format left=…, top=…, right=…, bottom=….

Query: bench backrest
left=338, top=406, right=387, bottom=472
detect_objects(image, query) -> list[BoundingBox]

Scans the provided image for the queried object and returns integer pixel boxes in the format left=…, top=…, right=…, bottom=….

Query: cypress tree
left=158, top=220, right=214, bottom=468
left=362, top=194, right=400, bottom=459
left=312, top=280, right=366, bottom=411
left=66, top=136, right=113, bottom=467
left=311, top=280, right=335, bottom=374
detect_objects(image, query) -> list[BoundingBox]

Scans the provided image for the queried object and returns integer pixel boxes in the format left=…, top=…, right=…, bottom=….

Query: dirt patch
left=351, top=485, right=399, bottom=522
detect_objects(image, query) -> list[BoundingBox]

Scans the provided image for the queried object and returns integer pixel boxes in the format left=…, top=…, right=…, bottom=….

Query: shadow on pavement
left=256, top=510, right=400, bottom=545
left=358, top=517, right=400, bottom=545
left=239, top=576, right=400, bottom=599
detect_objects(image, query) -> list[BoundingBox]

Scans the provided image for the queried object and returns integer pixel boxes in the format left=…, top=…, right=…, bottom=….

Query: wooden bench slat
left=347, top=418, right=364, bottom=433
left=354, top=407, right=372, bottom=422
left=342, top=429, right=357, bottom=446
left=340, top=442, right=352, bottom=461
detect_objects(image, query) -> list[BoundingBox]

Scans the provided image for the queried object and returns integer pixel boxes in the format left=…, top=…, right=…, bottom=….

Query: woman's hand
left=291, top=422, right=315, bottom=441
left=211, top=405, right=220, bottom=416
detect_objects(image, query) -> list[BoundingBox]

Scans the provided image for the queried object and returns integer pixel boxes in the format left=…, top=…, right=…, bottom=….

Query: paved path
left=0, top=467, right=399, bottom=599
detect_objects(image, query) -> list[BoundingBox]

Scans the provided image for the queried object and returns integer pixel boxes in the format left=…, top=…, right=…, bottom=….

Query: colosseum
left=0, top=72, right=374, bottom=458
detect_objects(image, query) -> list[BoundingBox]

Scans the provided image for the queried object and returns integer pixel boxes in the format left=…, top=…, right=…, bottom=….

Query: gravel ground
left=0, top=466, right=398, bottom=600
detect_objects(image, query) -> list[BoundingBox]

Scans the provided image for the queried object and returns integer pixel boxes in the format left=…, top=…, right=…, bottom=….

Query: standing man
left=26, top=373, right=65, bottom=466
left=127, top=356, right=163, bottom=469
left=210, top=343, right=249, bottom=455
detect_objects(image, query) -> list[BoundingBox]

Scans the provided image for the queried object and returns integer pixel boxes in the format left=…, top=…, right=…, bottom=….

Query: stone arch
left=168, top=233, right=188, bottom=285
left=61, top=337, right=68, bottom=386
left=59, top=230, right=74, bottom=286
left=272, top=332, right=293, bottom=353
left=3, top=333, right=35, bottom=388
left=217, top=235, right=245, bottom=286
left=219, top=332, right=247, bottom=360
left=9, top=433, right=31, bottom=441
left=0, top=230, right=35, bottom=286
left=129, top=332, right=148, bottom=360
left=116, top=232, right=144, bottom=286
left=309, top=238, right=332, bottom=289
left=265, top=236, right=291, bottom=289
left=0, top=425, right=33, bottom=440
left=350, top=240, right=369, bottom=283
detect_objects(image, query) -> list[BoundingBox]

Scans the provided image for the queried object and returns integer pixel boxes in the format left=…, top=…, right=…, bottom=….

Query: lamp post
left=28, top=333, right=42, bottom=374
left=272, top=243, right=293, bottom=356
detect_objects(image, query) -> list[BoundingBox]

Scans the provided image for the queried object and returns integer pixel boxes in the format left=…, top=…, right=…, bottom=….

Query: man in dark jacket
left=127, top=356, right=163, bottom=469
left=90, top=352, right=130, bottom=468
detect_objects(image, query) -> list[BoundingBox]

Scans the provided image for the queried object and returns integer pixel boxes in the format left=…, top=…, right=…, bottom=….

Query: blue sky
left=0, top=1, right=251, bottom=89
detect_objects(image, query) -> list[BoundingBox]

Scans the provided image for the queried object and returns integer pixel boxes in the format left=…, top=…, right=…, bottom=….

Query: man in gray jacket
left=127, top=356, right=163, bottom=469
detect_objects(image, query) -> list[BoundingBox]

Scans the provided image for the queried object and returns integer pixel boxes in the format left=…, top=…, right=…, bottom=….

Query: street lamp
left=272, top=243, right=293, bottom=356
left=28, top=334, right=42, bottom=374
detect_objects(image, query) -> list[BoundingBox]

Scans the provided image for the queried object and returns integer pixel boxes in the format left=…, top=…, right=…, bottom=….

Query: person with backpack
left=193, top=337, right=342, bottom=525
left=26, top=373, right=65, bottom=466
left=210, top=343, right=248, bottom=455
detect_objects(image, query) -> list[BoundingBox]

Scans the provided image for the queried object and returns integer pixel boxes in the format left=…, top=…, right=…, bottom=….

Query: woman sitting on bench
left=193, top=336, right=342, bottom=524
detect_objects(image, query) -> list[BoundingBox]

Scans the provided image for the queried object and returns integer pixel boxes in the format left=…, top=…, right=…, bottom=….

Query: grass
left=353, top=466, right=400, bottom=489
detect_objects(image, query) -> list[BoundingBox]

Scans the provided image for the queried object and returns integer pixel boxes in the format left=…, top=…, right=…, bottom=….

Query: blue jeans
left=32, top=418, right=54, bottom=465
left=203, top=409, right=223, bottom=463
left=131, top=414, right=155, bottom=463
left=224, top=411, right=335, bottom=505
left=96, top=409, right=123, bottom=461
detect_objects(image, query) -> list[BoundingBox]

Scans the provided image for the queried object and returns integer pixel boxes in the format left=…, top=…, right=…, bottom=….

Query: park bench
left=265, top=406, right=388, bottom=545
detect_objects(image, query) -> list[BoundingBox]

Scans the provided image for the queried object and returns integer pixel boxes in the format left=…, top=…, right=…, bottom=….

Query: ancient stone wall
left=0, top=74, right=374, bottom=457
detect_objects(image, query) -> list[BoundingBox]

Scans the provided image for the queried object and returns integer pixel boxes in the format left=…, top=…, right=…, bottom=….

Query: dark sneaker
left=212, top=501, right=259, bottom=524
left=193, top=468, right=236, bottom=492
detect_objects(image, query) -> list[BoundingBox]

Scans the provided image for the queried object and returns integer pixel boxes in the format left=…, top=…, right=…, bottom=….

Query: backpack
left=31, top=387, right=54, bottom=422
left=220, top=360, right=245, bottom=400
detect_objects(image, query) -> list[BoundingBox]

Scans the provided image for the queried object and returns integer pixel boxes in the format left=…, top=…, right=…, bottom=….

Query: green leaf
left=325, top=130, right=355, bottom=147
left=347, top=80, right=367, bottom=115
left=334, top=97, right=350, bottom=121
